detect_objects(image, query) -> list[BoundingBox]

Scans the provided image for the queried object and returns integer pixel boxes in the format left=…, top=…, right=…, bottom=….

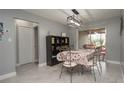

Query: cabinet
left=46, top=35, right=69, bottom=66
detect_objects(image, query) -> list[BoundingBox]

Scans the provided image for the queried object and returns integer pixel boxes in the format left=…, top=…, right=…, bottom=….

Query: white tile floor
left=0, top=62, right=123, bottom=83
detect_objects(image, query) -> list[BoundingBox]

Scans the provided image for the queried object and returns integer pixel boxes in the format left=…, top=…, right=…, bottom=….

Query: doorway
left=34, top=25, right=39, bottom=62
left=15, top=19, right=39, bottom=66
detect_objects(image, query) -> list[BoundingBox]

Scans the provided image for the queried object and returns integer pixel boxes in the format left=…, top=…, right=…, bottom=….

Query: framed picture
left=61, top=32, right=66, bottom=37
left=0, top=23, right=3, bottom=32
left=0, top=23, right=4, bottom=41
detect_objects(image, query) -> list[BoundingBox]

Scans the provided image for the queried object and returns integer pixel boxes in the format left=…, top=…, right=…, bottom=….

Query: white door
left=18, top=26, right=34, bottom=65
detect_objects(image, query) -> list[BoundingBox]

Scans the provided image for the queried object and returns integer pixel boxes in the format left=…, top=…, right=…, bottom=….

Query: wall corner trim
left=38, top=63, right=46, bottom=67
left=0, top=72, right=16, bottom=81
left=106, top=60, right=120, bottom=64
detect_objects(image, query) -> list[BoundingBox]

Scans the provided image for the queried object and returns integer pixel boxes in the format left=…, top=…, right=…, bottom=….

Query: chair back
left=57, top=52, right=67, bottom=62
left=58, top=46, right=70, bottom=52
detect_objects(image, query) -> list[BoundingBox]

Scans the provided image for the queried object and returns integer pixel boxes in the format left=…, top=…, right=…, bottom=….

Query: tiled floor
left=0, top=62, right=123, bottom=83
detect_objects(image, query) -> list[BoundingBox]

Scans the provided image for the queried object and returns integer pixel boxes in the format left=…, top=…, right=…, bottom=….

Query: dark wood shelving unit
left=46, top=35, right=69, bottom=66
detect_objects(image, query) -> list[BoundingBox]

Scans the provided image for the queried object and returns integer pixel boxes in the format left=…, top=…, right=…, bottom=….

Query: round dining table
left=57, top=49, right=95, bottom=67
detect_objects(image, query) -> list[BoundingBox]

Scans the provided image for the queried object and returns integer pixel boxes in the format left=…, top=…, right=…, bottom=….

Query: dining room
left=1, top=1, right=124, bottom=93
left=0, top=9, right=123, bottom=83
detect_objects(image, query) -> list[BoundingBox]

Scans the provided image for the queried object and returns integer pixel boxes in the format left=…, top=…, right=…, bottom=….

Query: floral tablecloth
left=57, top=49, right=95, bottom=66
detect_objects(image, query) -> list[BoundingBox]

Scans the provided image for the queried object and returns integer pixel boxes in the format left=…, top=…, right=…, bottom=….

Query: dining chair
left=85, top=49, right=101, bottom=81
left=57, top=50, right=81, bottom=83
left=57, top=45, right=70, bottom=52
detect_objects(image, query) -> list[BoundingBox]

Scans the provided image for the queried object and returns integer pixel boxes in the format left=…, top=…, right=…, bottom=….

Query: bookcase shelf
left=46, top=35, right=69, bottom=66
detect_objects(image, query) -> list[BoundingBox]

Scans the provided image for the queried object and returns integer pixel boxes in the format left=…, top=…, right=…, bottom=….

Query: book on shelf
left=52, top=37, right=55, bottom=44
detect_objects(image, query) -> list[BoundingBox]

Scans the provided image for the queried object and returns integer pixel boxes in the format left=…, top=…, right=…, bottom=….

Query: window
left=89, top=32, right=106, bottom=47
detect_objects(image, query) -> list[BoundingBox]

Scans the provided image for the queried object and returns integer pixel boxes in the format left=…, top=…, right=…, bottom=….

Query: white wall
left=78, top=31, right=89, bottom=48
left=68, top=28, right=76, bottom=49
left=0, top=9, right=69, bottom=76
left=121, top=25, right=124, bottom=64
left=120, top=11, right=124, bottom=64
left=68, top=28, right=80, bottom=50
left=120, top=11, right=124, bottom=73
left=118, top=10, right=124, bottom=75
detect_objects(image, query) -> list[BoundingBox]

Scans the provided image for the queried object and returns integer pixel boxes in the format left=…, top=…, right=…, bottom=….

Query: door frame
left=14, top=18, right=40, bottom=67
left=33, top=26, right=39, bottom=62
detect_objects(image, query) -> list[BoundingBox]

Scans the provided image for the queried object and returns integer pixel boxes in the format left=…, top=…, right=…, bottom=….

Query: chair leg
left=77, top=65, right=81, bottom=76
left=99, top=62, right=102, bottom=73
left=81, top=65, right=84, bottom=75
left=102, top=54, right=105, bottom=61
left=70, top=68, right=73, bottom=83
left=93, top=66, right=96, bottom=81
left=98, top=55, right=102, bottom=73
left=96, top=64, right=101, bottom=76
left=92, top=56, right=96, bottom=81
left=59, top=65, right=63, bottom=79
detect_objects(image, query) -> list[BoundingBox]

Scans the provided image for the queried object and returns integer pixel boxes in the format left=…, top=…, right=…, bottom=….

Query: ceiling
left=23, top=9, right=122, bottom=25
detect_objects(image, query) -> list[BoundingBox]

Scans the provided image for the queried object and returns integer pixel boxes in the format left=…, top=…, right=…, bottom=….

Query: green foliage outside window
left=90, top=33, right=105, bottom=47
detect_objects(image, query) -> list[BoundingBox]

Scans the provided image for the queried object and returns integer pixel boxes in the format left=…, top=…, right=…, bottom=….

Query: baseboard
left=106, top=60, right=120, bottom=64
left=38, top=63, right=46, bottom=67
left=0, top=72, right=16, bottom=80
left=16, top=61, right=37, bottom=67
left=16, top=63, right=21, bottom=67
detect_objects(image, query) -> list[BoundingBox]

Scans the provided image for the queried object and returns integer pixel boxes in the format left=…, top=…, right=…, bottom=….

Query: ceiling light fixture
left=67, top=9, right=82, bottom=27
